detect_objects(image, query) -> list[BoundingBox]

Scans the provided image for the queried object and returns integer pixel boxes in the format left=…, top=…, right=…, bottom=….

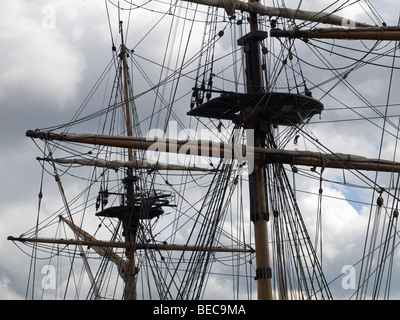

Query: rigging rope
left=357, top=36, right=400, bottom=299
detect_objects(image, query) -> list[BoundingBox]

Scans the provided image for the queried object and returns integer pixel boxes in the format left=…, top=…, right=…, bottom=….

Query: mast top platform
left=187, top=91, right=323, bottom=126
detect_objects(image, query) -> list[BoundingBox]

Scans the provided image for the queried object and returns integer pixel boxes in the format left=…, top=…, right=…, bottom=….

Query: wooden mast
left=241, top=0, right=273, bottom=300
left=119, top=20, right=137, bottom=301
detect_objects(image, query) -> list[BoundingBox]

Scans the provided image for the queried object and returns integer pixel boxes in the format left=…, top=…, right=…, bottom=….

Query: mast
left=119, top=20, right=137, bottom=301
left=120, top=21, right=135, bottom=166
left=239, top=0, right=272, bottom=300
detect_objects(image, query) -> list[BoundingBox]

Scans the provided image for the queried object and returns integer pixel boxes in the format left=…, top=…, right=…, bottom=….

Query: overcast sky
left=1, top=0, right=399, bottom=300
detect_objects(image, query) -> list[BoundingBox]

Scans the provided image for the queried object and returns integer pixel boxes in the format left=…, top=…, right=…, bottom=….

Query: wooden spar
left=180, top=0, right=371, bottom=27
left=59, top=216, right=129, bottom=279
left=7, top=236, right=254, bottom=253
left=264, top=150, right=400, bottom=173
left=46, top=152, right=101, bottom=299
left=36, top=157, right=217, bottom=172
left=271, top=26, right=400, bottom=41
left=27, top=130, right=400, bottom=173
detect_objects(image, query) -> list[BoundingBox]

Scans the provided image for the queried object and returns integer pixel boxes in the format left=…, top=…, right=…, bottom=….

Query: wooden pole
left=251, top=163, right=273, bottom=300
left=27, top=131, right=400, bottom=173
left=7, top=236, right=254, bottom=253
left=271, top=26, right=400, bottom=41
left=239, top=1, right=273, bottom=299
left=120, top=22, right=134, bottom=166
left=180, top=0, right=371, bottom=27
left=119, top=21, right=137, bottom=301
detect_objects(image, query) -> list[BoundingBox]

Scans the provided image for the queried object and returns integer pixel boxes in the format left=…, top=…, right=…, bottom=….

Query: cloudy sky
left=1, top=0, right=399, bottom=300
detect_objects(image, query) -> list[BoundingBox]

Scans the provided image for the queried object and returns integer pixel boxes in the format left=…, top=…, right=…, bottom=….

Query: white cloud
left=0, top=276, right=23, bottom=300
left=0, top=1, right=89, bottom=109
left=302, top=186, right=368, bottom=261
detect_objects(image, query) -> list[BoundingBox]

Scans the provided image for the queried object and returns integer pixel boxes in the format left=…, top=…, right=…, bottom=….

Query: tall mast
left=119, top=20, right=137, bottom=301
left=120, top=21, right=134, bottom=167
left=240, top=0, right=272, bottom=300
